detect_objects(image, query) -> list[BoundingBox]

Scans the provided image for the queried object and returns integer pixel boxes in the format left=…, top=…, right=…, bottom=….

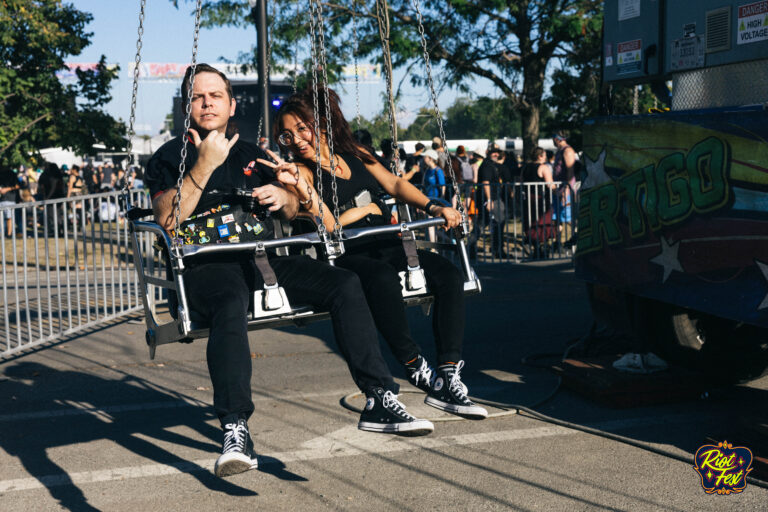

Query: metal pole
left=253, top=0, right=270, bottom=142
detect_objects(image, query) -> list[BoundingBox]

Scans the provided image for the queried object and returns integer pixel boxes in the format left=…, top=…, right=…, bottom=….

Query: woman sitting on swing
left=259, top=87, right=487, bottom=419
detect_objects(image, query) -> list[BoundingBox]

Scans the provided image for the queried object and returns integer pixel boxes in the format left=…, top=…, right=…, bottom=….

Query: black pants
left=336, top=242, right=465, bottom=366
left=184, top=254, right=396, bottom=425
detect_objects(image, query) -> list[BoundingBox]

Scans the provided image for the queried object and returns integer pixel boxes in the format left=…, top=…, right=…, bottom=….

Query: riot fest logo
left=693, top=441, right=753, bottom=494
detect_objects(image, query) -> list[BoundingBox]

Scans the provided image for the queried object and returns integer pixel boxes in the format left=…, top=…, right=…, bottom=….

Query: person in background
left=100, top=162, right=116, bottom=191
left=0, top=165, right=21, bottom=237
left=431, top=136, right=450, bottom=172
left=379, top=138, right=395, bottom=172
left=37, top=163, right=66, bottom=235
left=478, top=147, right=508, bottom=259
left=404, top=142, right=425, bottom=184
left=66, top=164, right=85, bottom=198
left=421, top=149, right=446, bottom=200
left=258, top=137, right=269, bottom=151
left=552, top=131, right=578, bottom=229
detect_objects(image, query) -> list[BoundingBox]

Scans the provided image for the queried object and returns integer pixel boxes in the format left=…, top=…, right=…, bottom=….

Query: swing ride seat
left=128, top=210, right=480, bottom=359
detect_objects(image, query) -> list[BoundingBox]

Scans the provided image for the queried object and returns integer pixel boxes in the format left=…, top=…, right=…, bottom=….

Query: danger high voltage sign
left=738, top=1, right=768, bottom=44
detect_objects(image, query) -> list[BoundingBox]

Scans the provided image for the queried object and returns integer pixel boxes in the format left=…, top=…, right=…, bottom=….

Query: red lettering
left=739, top=1, right=768, bottom=18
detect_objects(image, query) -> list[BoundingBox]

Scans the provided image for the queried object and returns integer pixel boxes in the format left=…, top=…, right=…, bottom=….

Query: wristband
left=424, top=199, right=441, bottom=215
left=188, top=172, right=204, bottom=191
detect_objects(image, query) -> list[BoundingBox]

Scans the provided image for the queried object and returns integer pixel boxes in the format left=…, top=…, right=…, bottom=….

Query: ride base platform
left=551, top=354, right=708, bottom=408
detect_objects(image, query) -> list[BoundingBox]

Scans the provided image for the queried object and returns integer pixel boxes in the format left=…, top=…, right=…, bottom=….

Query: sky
left=71, top=0, right=496, bottom=137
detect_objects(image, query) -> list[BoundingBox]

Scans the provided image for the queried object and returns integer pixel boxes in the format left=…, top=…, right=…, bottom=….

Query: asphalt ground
left=1, top=260, right=766, bottom=511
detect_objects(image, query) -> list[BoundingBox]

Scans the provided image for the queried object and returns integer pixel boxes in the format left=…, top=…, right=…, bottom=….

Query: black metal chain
left=123, top=0, right=146, bottom=201
left=171, top=0, right=203, bottom=246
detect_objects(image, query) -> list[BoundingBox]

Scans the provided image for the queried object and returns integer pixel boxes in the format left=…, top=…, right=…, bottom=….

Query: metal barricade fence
left=1, top=182, right=576, bottom=356
left=0, top=189, right=158, bottom=357
left=410, top=181, right=578, bottom=264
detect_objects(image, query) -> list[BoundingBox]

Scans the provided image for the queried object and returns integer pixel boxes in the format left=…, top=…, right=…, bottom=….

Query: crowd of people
left=0, top=160, right=145, bottom=237
left=337, top=131, right=580, bottom=258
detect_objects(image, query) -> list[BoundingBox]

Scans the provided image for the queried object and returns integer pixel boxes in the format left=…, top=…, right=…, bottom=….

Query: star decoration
left=756, top=260, right=768, bottom=310
left=582, top=147, right=612, bottom=190
left=739, top=457, right=744, bottom=466
left=707, top=471, right=713, bottom=480
left=650, top=236, right=684, bottom=283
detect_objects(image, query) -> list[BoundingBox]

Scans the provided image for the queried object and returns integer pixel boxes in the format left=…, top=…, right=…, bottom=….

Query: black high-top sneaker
left=425, top=361, right=488, bottom=419
left=214, top=418, right=259, bottom=477
left=405, top=355, right=435, bottom=394
left=358, top=387, right=434, bottom=436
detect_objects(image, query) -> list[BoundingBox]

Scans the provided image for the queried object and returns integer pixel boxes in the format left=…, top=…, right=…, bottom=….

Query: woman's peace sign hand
left=257, top=149, right=299, bottom=186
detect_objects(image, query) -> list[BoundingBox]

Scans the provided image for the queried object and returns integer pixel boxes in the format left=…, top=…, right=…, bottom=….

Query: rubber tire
left=646, top=301, right=768, bottom=384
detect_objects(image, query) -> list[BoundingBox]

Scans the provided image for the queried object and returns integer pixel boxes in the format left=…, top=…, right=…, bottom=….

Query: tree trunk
left=519, top=59, right=546, bottom=162
left=520, top=105, right=540, bottom=163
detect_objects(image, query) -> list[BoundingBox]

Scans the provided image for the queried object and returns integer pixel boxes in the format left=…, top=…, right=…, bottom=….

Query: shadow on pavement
left=0, top=361, right=284, bottom=510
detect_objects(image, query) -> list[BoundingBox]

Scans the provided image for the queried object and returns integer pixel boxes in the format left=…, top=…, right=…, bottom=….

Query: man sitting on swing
left=145, top=64, right=434, bottom=478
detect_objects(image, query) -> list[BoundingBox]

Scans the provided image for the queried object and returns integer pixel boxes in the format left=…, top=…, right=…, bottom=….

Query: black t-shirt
left=497, top=157, right=519, bottom=182
left=477, top=159, right=499, bottom=184
left=145, top=135, right=276, bottom=218
left=0, top=169, right=19, bottom=202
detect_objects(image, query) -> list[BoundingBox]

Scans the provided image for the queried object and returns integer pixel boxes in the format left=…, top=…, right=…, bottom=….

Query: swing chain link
left=353, top=0, right=361, bottom=130
left=374, top=0, right=402, bottom=178
left=171, top=0, right=204, bottom=247
left=312, top=0, right=343, bottom=237
left=291, top=0, right=300, bottom=94
left=255, top=0, right=272, bottom=143
left=123, top=0, right=146, bottom=202
left=308, top=0, right=329, bottom=243
left=411, top=0, right=467, bottom=229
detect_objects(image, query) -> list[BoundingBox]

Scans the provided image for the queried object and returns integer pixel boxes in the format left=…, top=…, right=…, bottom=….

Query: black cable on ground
left=470, top=334, right=768, bottom=490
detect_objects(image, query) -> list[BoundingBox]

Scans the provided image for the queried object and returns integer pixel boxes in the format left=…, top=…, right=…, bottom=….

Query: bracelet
left=424, top=199, right=441, bottom=215
left=299, top=183, right=313, bottom=207
left=188, top=172, right=204, bottom=191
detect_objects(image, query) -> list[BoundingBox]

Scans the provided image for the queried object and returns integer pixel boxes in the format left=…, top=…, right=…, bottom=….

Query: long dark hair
left=273, top=86, right=376, bottom=165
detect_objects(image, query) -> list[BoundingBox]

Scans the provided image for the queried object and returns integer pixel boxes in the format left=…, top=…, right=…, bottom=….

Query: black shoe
left=405, top=355, right=435, bottom=394
left=425, top=361, right=488, bottom=419
left=358, top=387, right=434, bottom=436
left=214, top=418, right=259, bottom=477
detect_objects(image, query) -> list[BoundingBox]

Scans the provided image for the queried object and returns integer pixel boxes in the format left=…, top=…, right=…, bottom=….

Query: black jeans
left=336, top=242, right=465, bottom=366
left=184, top=254, right=396, bottom=425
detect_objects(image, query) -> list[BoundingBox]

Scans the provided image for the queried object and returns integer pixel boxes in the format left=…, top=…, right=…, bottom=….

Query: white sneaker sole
left=214, top=452, right=259, bottom=477
left=358, top=418, right=434, bottom=436
left=425, top=396, right=488, bottom=419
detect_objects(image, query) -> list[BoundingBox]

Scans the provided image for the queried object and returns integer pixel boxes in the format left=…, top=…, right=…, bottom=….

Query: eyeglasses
left=277, top=125, right=313, bottom=147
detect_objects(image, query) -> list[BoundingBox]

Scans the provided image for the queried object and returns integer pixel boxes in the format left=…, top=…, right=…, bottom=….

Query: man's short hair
left=431, top=142, right=440, bottom=150
left=352, top=129, right=373, bottom=147
left=180, top=63, right=233, bottom=109
left=414, top=142, right=425, bottom=152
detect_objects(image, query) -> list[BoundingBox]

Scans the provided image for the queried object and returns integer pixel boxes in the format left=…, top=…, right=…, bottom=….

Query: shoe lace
left=222, top=421, right=248, bottom=454
left=382, top=391, right=415, bottom=420
left=409, top=358, right=434, bottom=388
left=447, top=360, right=469, bottom=401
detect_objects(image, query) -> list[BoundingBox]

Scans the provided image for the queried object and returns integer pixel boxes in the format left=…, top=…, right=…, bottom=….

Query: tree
left=0, top=0, right=124, bottom=166
left=175, top=0, right=601, bottom=159
left=545, top=9, right=666, bottom=151
left=400, top=97, right=522, bottom=141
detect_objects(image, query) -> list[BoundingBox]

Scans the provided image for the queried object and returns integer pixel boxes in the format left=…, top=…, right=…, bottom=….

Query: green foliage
left=545, top=10, right=667, bottom=151
left=0, top=0, right=125, bottom=166
left=401, top=97, right=522, bottom=141
left=172, top=0, right=602, bottom=157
